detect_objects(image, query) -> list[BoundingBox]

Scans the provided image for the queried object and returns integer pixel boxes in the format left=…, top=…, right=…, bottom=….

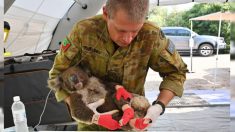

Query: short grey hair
left=105, top=0, right=149, bottom=22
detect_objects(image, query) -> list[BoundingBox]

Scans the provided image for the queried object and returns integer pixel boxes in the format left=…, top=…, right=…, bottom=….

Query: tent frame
left=189, top=11, right=233, bottom=89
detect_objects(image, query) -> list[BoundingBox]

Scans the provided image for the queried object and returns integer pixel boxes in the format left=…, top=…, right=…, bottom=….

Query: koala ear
left=47, top=76, right=63, bottom=91
left=83, top=68, right=92, bottom=77
left=78, top=63, right=92, bottom=77
left=81, top=66, right=92, bottom=77
left=75, top=62, right=81, bottom=66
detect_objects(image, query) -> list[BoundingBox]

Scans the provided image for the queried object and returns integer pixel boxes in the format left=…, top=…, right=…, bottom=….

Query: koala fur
left=48, top=65, right=150, bottom=130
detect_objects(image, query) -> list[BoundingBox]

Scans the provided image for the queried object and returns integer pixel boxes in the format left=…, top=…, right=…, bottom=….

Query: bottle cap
left=13, top=96, right=20, bottom=102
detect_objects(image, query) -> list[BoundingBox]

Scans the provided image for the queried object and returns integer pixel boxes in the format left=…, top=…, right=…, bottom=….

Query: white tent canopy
left=4, top=0, right=106, bottom=56
left=189, top=11, right=234, bottom=88
left=190, top=11, right=235, bottom=22
left=150, top=0, right=230, bottom=6
left=3, top=0, right=232, bottom=57
left=189, top=11, right=235, bottom=57
left=4, top=0, right=74, bottom=56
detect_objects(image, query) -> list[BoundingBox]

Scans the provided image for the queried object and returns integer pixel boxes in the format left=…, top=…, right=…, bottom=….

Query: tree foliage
left=148, top=3, right=231, bottom=51
left=148, top=6, right=168, bottom=26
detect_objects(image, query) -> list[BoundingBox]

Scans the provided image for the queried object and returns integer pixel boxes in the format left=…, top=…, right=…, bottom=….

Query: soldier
left=49, top=0, right=188, bottom=131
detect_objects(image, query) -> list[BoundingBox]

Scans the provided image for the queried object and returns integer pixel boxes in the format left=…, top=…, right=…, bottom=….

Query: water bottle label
left=13, top=110, right=27, bottom=122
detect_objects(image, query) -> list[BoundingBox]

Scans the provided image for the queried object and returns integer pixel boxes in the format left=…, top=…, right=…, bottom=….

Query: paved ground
left=149, top=106, right=230, bottom=132
left=144, top=54, right=231, bottom=132
left=144, top=54, right=230, bottom=91
left=231, top=60, right=235, bottom=100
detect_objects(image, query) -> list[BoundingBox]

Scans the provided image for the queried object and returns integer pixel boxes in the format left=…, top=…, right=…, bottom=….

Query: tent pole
left=214, top=12, right=222, bottom=90
left=189, top=20, right=194, bottom=73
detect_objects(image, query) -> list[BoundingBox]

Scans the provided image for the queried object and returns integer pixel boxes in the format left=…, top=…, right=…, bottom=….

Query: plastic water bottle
left=0, top=108, right=3, bottom=132
left=11, top=96, right=29, bottom=132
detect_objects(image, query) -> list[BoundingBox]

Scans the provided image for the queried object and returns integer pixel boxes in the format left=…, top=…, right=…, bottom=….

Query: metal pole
left=189, top=20, right=194, bottom=73
left=214, top=12, right=222, bottom=90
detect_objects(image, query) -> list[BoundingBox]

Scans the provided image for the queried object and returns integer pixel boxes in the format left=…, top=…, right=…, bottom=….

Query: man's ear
left=102, top=6, right=108, bottom=21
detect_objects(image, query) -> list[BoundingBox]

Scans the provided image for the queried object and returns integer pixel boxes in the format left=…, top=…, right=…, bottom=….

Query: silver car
left=161, top=27, right=227, bottom=56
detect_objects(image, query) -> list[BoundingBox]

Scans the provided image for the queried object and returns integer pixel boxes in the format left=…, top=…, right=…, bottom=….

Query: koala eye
left=69, top=74, right=78, bottom=83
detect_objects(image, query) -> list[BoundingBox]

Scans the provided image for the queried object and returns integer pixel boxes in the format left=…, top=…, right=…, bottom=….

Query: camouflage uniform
left=49, top=15, right=188, bottom=130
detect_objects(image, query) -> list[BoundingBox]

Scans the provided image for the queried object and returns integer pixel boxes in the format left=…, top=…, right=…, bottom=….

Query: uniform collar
left=96, top=16, right=111, bottom=43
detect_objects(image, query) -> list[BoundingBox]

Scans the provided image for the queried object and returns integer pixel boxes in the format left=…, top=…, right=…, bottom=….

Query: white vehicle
left=161, top=27, right=227, bottom=56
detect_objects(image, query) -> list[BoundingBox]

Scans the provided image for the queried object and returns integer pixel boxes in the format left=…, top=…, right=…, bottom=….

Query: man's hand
left=115, top=85, right=132, bottom=100
left=144, top=103, right=163, bottom=123
left=92, top=114, right=121, bottom=130
left=133, top=104, right=163, bottom=130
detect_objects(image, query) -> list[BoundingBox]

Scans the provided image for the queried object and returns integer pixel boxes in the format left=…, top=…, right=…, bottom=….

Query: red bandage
left=98, top=114, right=121, bottom=130
left=120, top=107, right=134, bottom=126
left=134, top=118, right=149, bottom=130
left=116, top=87, right=132, bottom=100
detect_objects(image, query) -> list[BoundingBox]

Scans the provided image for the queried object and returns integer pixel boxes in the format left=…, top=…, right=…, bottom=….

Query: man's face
left=103, top=8, right=144, bottom=47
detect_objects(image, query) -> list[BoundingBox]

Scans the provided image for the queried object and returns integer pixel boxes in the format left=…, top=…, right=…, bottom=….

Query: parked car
left=161, top=27, right=227, bottom=56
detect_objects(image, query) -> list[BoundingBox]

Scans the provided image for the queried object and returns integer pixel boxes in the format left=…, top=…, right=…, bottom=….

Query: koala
left=48, top=65, right=150, bottom=130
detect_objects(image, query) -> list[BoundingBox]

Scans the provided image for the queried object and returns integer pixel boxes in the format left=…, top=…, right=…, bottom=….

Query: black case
left=4, top=55, right=73, bottom=128
left=0, top=65, right=3, bottom=108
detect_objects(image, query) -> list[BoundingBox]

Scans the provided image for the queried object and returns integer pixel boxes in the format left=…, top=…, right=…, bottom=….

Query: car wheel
left=199, top=44, right=213, bottom=57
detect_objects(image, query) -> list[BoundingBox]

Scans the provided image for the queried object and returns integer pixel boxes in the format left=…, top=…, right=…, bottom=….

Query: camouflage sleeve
left=149, top=30, right=188, bottom=97
left=49, top=23, right=82, bottom=102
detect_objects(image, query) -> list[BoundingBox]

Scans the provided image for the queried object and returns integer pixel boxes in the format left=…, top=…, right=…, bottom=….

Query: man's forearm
left=156, top=89, right=175, bottom=106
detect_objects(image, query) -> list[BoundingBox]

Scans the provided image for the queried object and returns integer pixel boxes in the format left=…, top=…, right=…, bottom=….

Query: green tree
left=181, top=3, right=231, bottom=51
left=165, top=9, right=184, bottom=26
left=149, top=3, right=231, bottom=52
left=148, top=6, right=167, bottom=26
left=230, top=3, right=235, bottom=42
